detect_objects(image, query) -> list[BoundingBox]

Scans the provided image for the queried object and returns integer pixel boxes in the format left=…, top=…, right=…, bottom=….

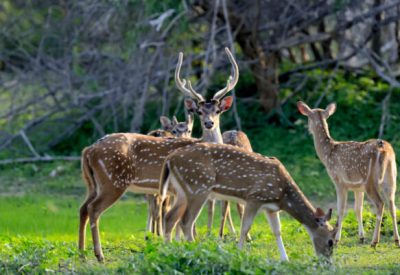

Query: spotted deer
left=146, top=114, right=194, bottom=235
left=174, top=47, right=245, bottom=236
left=219, top=130, right=253, bottom=238
left=297, top=101, right=399, bottom=247
left=79, top=47, right=239, bottom=262
left=159, top=143, right=337, bottom=260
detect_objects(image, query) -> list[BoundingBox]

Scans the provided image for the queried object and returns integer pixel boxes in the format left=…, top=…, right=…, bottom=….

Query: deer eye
left=328, top=240, right=333, bottom=247
left=216, top=110, right=220, bottom=114
left=172, top=130, right=177, bottom=134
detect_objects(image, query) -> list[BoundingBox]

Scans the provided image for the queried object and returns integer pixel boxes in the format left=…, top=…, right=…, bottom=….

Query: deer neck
left=201, top=125, right=223, bottom=144
left=311, top=118, right=334, bottom=165
left=281, top=182, right=319, bottom=233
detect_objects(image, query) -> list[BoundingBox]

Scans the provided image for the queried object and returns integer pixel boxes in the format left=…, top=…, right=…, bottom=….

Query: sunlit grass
left=1, top=194, right=400, bottom=274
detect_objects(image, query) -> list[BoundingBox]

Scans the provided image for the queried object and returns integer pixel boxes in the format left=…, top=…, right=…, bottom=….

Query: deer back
left=85, top=133, right=200, bottom=191
left=167, top=143, right=289, bottom=201
left=222, top=130, right=253, bottom=152
left=327, top=139, right=394, bottom=185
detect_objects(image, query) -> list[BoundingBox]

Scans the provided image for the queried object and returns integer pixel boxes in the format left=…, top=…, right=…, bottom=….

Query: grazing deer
left=146, top=114, right=194, bottom=235
left=219, top=130, right=253, bottom=238
left=159, top=143, right=337, bottom=260
left=297, top=101, right=399, bottom=247
left=79, top=47, right=238, bottom=262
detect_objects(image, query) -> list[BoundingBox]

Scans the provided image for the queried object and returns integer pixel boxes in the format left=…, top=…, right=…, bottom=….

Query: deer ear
left=325, top=208, right=332, bottom=221
left=184, top=98, right=198, bottom=113
left=219, top=96, right=233, bottom=113
left=297, top=101, right=312, bottom=116
left=324, top=103, right=336, bottom=118
left=160, top=116, right=173, bottom=131
left=172, top=116, right=179, bottom=126
left=314, top=207, right=325, bottom=218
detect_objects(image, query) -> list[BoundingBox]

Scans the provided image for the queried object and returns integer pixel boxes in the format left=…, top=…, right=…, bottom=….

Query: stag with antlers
left=174, top=47, right=250, bottom=238
left=79, top=47, right=239, bottom=262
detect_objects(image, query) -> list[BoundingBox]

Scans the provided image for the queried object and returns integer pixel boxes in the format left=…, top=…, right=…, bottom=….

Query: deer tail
left=81, top=147, right=96, bottom=196
left=375, top=140, right=393, bottom=184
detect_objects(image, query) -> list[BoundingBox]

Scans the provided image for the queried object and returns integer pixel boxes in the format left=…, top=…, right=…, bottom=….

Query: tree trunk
left=318, top=20, right=332, bottom=60
left=192, top=0, right=280, bottom=112
left=372, top=0, right=383, bottom=56
left=236, top=32, right=280, bottom=112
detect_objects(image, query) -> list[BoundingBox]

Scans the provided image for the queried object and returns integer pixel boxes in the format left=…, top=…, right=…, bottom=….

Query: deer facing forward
left=297, top=101, right=399, bottom=247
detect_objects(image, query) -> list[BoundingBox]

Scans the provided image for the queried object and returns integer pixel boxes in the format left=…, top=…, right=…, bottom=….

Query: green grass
left=1, top=161, right=400, bottom=274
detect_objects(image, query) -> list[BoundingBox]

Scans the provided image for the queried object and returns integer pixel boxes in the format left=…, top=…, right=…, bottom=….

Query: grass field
left=1, top=160, right=400, bottom=274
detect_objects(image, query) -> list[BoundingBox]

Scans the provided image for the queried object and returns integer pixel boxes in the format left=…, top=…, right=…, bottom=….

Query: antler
left=175, top=52, right=205, bottom=102
left=212, top=47, right=239, bottom=101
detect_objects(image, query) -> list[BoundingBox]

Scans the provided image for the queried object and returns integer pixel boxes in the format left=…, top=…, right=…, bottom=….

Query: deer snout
left=204, top=120, right=214, bottom=129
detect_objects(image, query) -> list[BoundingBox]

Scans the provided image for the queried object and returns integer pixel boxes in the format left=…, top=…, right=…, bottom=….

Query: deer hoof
left=246, top=234, right=252, bottom=243
left=359, top=237, right=365, bottom=244
left=96, top=254, right=105, bottom=263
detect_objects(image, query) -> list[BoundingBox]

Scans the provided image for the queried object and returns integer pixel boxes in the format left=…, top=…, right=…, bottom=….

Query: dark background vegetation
left=1, top=0, right=400, bottom=199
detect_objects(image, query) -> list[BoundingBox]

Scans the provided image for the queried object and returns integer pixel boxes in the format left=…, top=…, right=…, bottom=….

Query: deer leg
left=366, top=187, right=384, bottom=248
left=226, top=202, right=236, bottom=234
left=146, top=195, right=154, bottom=235
left=207, top=199, right=215, bottom=234
left=335, top=186, right=348, bottom=243
left=382, top=163, right=399, bottom=246
left=238, top=202, right=260, bottom=249
left=237, top=203, right=251, bottom=241
left=219, top=201, right=229, bottom=238
left=354, top=191, right=365, bottom=243
left=388, top=197, right=399, bottom=246
left=87, top=188, right=125, bottom=262
left=388, top=198, right=399, bottom=246
left=164, top=196, right=187, bottom=242
left=181, top=196, right=208, bottom=241
left=265, top=211, right=288, bottom=261
left=79, top=191, right=97, bottom=251
left=175, top=223, right=182, bottom=241
left=154, top=195, right=169, bottom=237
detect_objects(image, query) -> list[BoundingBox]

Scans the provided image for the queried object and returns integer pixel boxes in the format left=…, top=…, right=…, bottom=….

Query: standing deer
left=159, top=143, right=337, bottom=260
left=297, top=101, right=399, bottom=247
left=79, top=47, right=239, bottom=262
left=146, top=114, right=194, bottom=235
left=174, top=47, right=245, bottom=237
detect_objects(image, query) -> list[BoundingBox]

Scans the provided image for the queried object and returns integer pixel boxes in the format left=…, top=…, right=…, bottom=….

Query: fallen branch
left=0, top=156, right=80, bottom=165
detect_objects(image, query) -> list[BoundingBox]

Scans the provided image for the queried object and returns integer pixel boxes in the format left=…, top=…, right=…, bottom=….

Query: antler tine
left=175, top=52, right=205, bottom=102
left=175, top=52, right=192, bottom=97
left=213, top=47, right=239, bottom=101
left=187, top=80, right=205, bottom=102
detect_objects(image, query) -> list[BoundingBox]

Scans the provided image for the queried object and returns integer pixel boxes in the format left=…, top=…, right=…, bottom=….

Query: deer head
left=159, top=114, right=194, bottom=138
left=310, top=207, right=336, bottom=258
left=297, top=101, right=336, bottom=135
left=175, top=47, right=238, bottom=133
